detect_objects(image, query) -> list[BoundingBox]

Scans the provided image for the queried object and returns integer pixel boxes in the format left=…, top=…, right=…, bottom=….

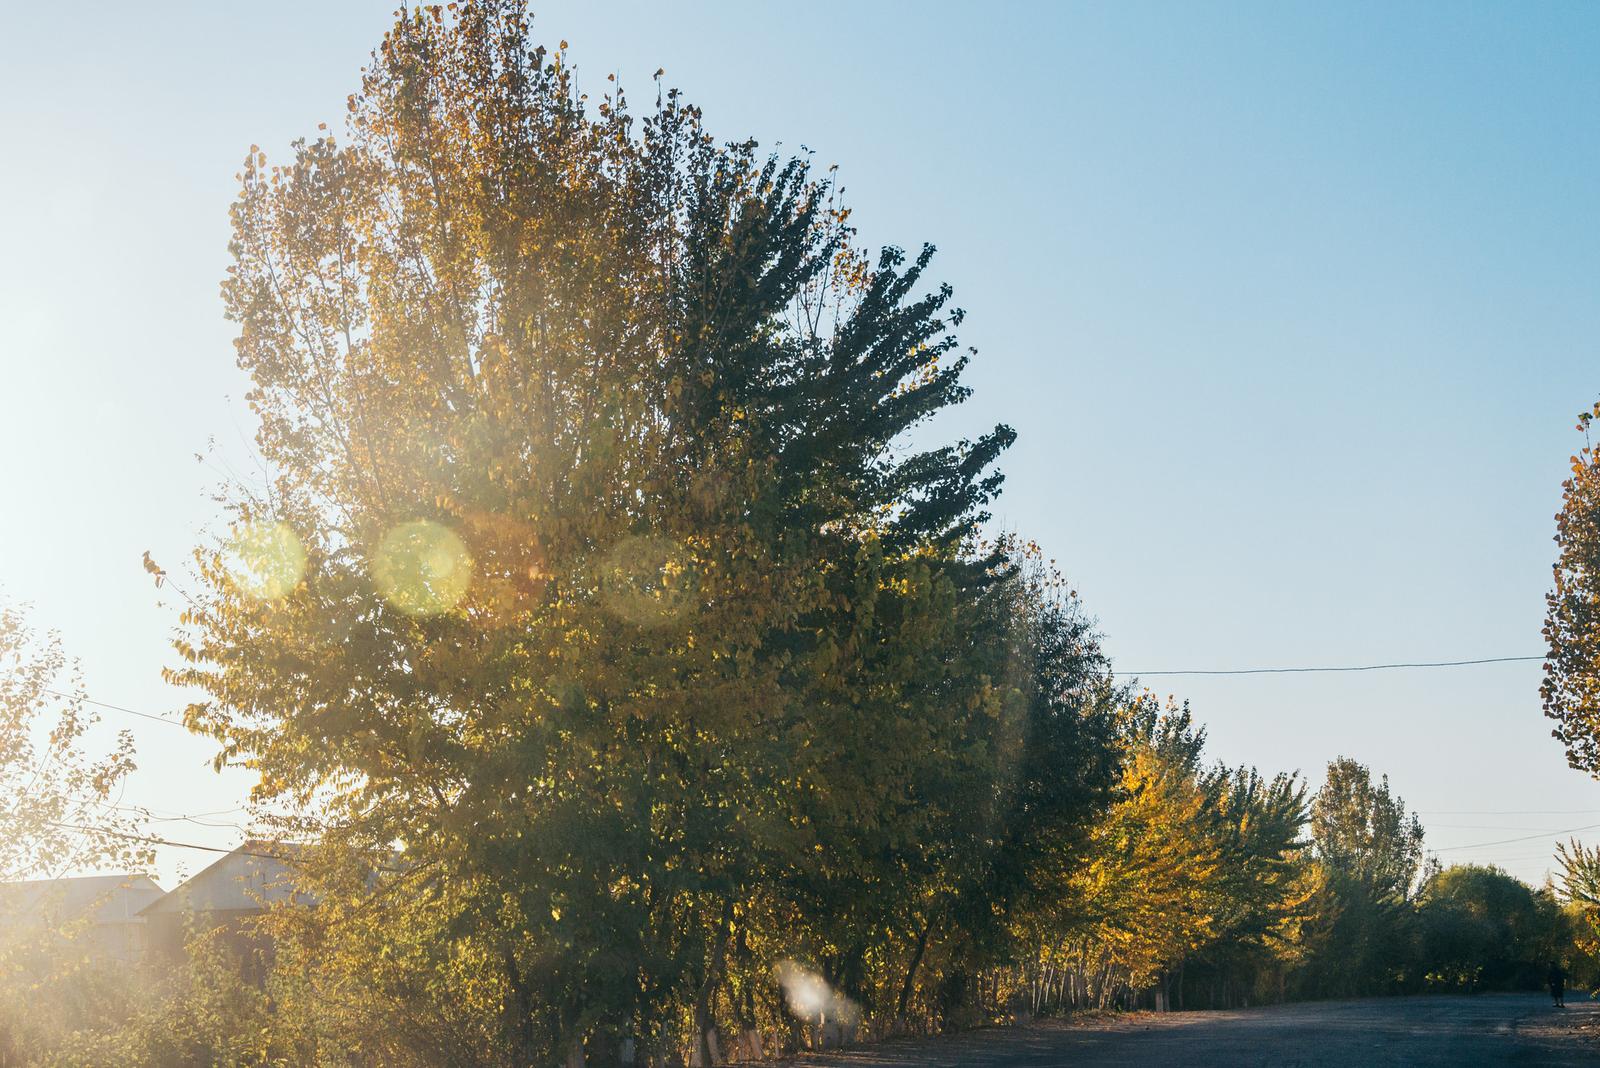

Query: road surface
left=787, top=993, right=1599, bottom=1066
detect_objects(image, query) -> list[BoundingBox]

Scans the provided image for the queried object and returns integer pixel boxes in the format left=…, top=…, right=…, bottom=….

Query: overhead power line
left=49, top=821, right=404, bottom=873
left=108, top=802, right=250, bottom=832
left=39, top=655, right=1546, bottom=733
left=1426, top=823, right=1591, bottom=832
left=1419, top=809, right=1600, bottom=816
left=41, top=688, right=185, bottom=728
left=1112, top=655, right=1543, bottom=677
left=47, top=821, right=284, bottom=861
left=1431, top=821, right=1600, bottom=853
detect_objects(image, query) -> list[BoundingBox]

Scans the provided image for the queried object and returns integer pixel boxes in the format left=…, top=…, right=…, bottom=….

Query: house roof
left=138, top=840, right=309, bottom=916
left=0, top=873, right=166, bottom=923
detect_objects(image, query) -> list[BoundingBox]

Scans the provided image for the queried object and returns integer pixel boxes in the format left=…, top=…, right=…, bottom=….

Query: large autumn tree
left=169, top=3, right=1063, bottom=1063
left=1544, top=400, right=1600, bottom=775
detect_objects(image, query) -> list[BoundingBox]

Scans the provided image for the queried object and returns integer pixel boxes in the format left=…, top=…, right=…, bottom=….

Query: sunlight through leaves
left=372, top=520, right=473, bottom=616
left=224, top=520, right=306, bottom=602
left=598, top=534, right=692, bottom=626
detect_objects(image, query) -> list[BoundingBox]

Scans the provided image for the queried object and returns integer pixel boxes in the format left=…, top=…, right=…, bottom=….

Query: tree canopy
left=1544, top=400, right=1600, bottom=775
left=5, top=5, right=1598, bottom=1065
left=166, top=3, right=1088, bottom=1061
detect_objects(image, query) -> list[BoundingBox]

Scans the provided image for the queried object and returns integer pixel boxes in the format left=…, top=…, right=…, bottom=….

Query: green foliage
left=1298, top=757, right=1425, bottom=998
left=62, top=934, right=280, bottom=1068
left=1311, top=757, right=1424, bottom=902
left=1558, top=840, right=1600, bottom=993
left=6, top=5, right=1597, bottom=1063
left=1415, top=865, right=1563, bottom=992
left=164, top=2, right=1088, bottom=1062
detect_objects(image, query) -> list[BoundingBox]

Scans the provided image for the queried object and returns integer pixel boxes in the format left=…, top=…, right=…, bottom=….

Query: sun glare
left=225, top=520, right=306, bottom=601
left=372, top=520, right=474, bottom=616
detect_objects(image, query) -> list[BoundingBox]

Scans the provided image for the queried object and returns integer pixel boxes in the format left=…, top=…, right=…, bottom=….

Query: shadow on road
left=784, top=993, right=1600, bottom=1067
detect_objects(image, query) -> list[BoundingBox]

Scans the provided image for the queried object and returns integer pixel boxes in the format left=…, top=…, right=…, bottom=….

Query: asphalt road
left=787, top=993, right=1600, bottom=1067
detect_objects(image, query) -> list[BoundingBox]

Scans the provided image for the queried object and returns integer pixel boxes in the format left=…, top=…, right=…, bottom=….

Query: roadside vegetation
left=5, top=4, right=1600, bottom=1066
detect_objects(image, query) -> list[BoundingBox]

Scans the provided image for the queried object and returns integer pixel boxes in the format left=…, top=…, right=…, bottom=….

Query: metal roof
left=0, top=873, right=166, bottom=923
left=138, top=841, right=309, bottom=916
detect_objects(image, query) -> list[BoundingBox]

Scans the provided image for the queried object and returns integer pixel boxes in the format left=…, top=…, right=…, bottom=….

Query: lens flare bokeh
left=225, top=520, right=306, bottom=601
left=598, top=534, right=692, bottom=626
left=373, top=519, right=474, bottom=615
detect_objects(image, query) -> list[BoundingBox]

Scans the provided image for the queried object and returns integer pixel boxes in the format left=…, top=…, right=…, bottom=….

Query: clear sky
left=1, top=1, right=1596, bottom=887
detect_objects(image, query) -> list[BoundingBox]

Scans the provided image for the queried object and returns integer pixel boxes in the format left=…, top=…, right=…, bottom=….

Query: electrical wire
left=1424, top=823, right=1592, bottom=832
left=108, top=803, right=251, bottom=831
left=46, top=821, right=287, bottom=861
left=45, top=654, right=1547, bottom=733
left=40, top=688, right=185, bottom=728
left=48, top=821, right=404, bottom=873
left=1430, top=821, right=1600, bottom=853
left=1418, top=809, right=1600, bottom=816
left=1111, top=655, right=1543, bottom=677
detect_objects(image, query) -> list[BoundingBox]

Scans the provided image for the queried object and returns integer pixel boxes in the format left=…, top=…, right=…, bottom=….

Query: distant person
left=1547, top=961, right=1567, bottom=1008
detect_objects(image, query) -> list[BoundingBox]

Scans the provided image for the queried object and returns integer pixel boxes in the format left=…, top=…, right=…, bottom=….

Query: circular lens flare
left=373, top=520, right=474, bottom=616
left=599, top=535, right=692, bottom=626
left=226, top=520, right=306, bottom=601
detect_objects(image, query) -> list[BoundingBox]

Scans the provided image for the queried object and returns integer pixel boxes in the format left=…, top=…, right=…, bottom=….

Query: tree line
left=4, top=4, right=1600, bottom=1065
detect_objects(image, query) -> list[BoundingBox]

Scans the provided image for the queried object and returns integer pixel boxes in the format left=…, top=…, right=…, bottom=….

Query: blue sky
left=1, top=1, right=1596, bottom=885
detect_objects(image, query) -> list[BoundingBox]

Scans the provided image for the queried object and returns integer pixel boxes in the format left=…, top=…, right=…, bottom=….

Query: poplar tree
left=1304, top=757, right=1423, bottom=997
left=172, top=3, right=1024, bottom=1061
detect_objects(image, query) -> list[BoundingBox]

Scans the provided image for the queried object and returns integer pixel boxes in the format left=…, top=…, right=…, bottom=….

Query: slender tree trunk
left=692, top=901, right=733, bottom=1066
left=501, top=947, right=541, bottom=1066
left=735, top=927, right=761, bottom=1060
left=895, top=914, right=936, bottom=1027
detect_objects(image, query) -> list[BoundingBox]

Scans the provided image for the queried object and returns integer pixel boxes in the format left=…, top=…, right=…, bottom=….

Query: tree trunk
left=691, top=901, right=733, bottom=1066
left=501, top=947, right=541, bottom=1066
left=895, top=914, right=936, bottom=1027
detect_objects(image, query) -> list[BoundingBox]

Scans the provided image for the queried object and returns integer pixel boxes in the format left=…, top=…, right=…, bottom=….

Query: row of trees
left=1007, top=725, right=1591, bottom=1020
left=5, top=3, right=1600, bottom=1064
left=5, top=607, right=1595, bottom=1067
